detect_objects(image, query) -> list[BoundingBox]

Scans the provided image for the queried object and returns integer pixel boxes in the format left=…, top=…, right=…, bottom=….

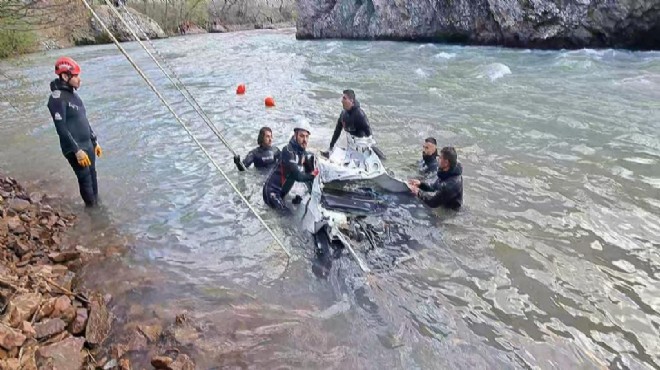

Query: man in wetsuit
left=327, top=89, right=372, bottom=152
left=47, top=57, right=103, bottom=208
left=262, top=121, right=318, bottom=210
left=407, top=146, right=463, bottom=210
left=233, top=126, right=281, bottom=170
left=419, top=137, right=439, bottom=175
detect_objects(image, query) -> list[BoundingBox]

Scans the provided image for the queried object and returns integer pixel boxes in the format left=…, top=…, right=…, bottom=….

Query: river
left=1, top=28, right=659, bottom=369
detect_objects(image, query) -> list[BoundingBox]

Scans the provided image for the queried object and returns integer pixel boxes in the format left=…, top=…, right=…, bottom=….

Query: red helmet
left=54, top=57, right=81, bottom=76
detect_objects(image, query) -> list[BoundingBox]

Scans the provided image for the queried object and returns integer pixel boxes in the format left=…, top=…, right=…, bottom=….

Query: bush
left=0, top=28, right=37, bottom=59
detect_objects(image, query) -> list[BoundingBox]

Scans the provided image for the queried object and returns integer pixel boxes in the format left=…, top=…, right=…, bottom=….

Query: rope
left=103, top=0, right=241, bottom=159
left=78, top=0, right=291, bottom=260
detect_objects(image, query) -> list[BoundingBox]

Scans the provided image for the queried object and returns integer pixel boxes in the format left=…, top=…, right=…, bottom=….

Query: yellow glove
left=75, top=150, right=91, bottom=167
left=95, top=144, right=103, bottom=158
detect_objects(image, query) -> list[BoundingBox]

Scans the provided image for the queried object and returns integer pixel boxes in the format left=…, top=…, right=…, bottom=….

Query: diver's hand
left=75, top=150, right=91, bottom=167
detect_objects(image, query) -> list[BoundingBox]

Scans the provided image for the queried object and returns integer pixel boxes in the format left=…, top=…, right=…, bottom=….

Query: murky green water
left=1, top=28, right=659, bottom=369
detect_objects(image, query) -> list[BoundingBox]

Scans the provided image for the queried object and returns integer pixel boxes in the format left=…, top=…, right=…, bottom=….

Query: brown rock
left=48, top=251, right=80, bottom=263
left=35, top=298, right=55, bottom=322
left=173, top=326, right=199, bottom=346
left=51, top=296, right=72, bottom=318
left=8, top=198, right=30, bottom=212
left=36, top=337, right=85, bottom=370
left=6, top=217, right=25, bottom=234
left=11, top=239, right=32, bottom=257
left=29, top=192, right=43, bottom=203
left=0, top=358, right=20, bottom=370
left=169, top=354, right=195, bottom=370
left=125, top=329, right=147, bottom=352
left=0, top=220, right=7, bottom=238
left=42, top=330, right=70, bottom=345
left=4, top=292, right=41, bottom=327
left=0, top=348, right=7, bottom=359
left=138, top=324, right=162, bottom=343
left=0, top=323, right=26, bottom=351
left=150, top=355, right=173, bottom=369
left=119, top=358, right=131, bottom=370
left=85, top=294, right=111, bottom=346
left=68, top=309, right=88, bottom=335
left=111, top=343, right=127, bottom=360
left=20, top=321, right=36, bottom=339
left=34, top=318, right=66, bottom=339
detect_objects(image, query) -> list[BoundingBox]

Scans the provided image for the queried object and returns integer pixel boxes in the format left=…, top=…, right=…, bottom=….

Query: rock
left=0, top=358, right=20, bottom=370
left=4, top=292, right=41, bottom=327
left=0, top=219, right=7, bottom=237
left=18, top=341, right=38, bottom=370
left=296, top=0, right=660, bottom=50
left=138, top=323, right=162, bottom=343
left=20, top=321, right=36, bottom=339
left=36, top=337, right=85, bottom=370
left=35, top=298, right=55, bottom=321
left=151, top=355, right=173, bottom=369
left=48, top=251, right=80, bottom=263
left=29, top=192, right=43, bottom=203
left=6, top=217, right=25, bottom=234
left=8, top=198, right=30, bottom=212
left=111, top=343, right=127, bottom=359
left=77, top=5, right=167, bottom=45
left=125, top=328, right=147, bottom=352
left=0, top=348, right=7, bottom=359
left=85, top=294, right=111, bottom=346
left=172, top=326, right=199, bottom=346
left=169, top=354, right=195, bottom=370
left=102, top=359, right=118, bottom=370
left=51, top=296, right=72, bottom=318
left=34, top=318, right=66, bottom=339
left=119, top=358, right=131, bottom=370
left=68, top=308, right=88, bottom=335
left=0, top=323, right=26, bottom=351
left=10, top=239, right=32, bottom=257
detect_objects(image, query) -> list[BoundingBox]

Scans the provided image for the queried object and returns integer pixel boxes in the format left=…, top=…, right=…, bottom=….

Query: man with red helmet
left=47, top=57, right=103, bottom=207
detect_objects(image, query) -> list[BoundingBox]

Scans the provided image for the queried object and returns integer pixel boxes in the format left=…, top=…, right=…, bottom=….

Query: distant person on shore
left=419, top=137, right=439, bottom=175
left=47, top=57, right=103, bottom=208
left=407, top=146, right=463, bottom=210
left=234, top=127, right=281, bottom=170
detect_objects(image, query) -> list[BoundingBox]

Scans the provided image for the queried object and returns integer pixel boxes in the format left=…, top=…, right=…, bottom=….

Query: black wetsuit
left=262, top=137, right=315, bottom=210
left=417, top=163, right=463, bottom=210
left=47, top=78, right=99, bottom=207
left=419, top=151, right=439, bottom=175
left=243, top=145, right=281, bottom=169
left=329, top=100, right=371, bottom=149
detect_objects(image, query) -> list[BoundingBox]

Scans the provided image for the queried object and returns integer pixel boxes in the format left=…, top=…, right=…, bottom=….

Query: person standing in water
left=47, top=57, right=103, bottom=208
left=408, top=146, right=463, bottom=210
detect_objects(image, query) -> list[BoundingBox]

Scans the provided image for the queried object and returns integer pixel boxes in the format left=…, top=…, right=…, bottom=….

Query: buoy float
left=264, top=96, right=275, bottom=107
left=236, top=84, right=246, bottom=95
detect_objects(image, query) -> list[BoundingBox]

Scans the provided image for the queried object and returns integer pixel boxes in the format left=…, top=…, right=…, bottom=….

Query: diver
left=262, top=121, right=318, bottom=210
left=233, top=126, right=281, bottom=170
left=407, top=146, right=463, bottom=210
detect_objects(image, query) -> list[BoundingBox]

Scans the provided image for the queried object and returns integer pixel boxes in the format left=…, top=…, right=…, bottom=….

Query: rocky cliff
left=74, top=5, right=166, bottom=45
left=295, top=0, right=660, bottom=50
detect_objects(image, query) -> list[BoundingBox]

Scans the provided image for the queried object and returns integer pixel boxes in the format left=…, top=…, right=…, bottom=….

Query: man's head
left=257, top=127, right=273, bottom=148
left=55, top=57, right=81, bottom=90
left=294, top=119, right=312, bottom=149
left=341, top=89, right=356, bottom=110
left=423, top=137, right=437, bottom=156
left=439, top=146, right=457, bottom=171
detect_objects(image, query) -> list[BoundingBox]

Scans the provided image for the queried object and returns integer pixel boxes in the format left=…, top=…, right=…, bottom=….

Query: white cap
left=294, top=117, right=312, bottom=135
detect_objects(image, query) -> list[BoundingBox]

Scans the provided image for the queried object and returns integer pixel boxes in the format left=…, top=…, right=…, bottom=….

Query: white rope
left=104, top=0, right=240, bottom=157
left=78, top=0, right=291, bottom=260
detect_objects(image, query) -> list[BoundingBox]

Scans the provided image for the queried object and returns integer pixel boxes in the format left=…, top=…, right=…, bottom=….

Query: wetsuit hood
left=50, top=78, right=73, bottom=93
left=438, top=162, right=462, bottom=181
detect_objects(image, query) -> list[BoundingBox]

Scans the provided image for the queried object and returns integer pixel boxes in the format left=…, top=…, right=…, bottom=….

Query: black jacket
left=419, top=151, right=439, bottom=175
left=329, top=100, right=371, bottom=149
left=418, top=163, right=463, bottom=210
left=263, top=136, right=315, bottom=199
left=46, top=79, right=97, bottom=155
left=243, top=145, right=281, bottom=169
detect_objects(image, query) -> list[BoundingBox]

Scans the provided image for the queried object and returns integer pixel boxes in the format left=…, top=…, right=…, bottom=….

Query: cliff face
left=295, top=0, right=660, bottom=50
left=74, top=5, right=167, bottom=45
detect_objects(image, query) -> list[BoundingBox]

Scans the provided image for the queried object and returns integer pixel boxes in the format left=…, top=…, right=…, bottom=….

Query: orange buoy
left=236, top=84, right=246, bottom=95
left=264, top=96, right=275, bottom=107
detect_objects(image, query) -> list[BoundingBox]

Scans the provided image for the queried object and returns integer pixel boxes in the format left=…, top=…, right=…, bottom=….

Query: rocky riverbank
left=295, top=0, right=660, bottom=50
left=0, top=174, right=196, bottom=369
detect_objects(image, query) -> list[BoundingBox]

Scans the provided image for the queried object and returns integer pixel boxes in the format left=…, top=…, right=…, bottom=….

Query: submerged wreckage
left=290, top=136, right=411, bottom=273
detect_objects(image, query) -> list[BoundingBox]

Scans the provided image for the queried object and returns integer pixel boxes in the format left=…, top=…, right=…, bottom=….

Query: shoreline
left=0, top=172, right=195, bottom=369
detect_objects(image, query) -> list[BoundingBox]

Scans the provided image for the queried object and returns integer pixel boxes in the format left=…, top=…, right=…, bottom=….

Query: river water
left=1, top=28, right=659, bottom=369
